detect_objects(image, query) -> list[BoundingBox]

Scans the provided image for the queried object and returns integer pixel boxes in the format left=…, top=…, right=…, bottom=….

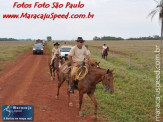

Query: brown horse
left=48, top=55, right=65, bottom=81
left=56, top=61, right=100, bottom=100
left=56, top=66, right=114, bottom=120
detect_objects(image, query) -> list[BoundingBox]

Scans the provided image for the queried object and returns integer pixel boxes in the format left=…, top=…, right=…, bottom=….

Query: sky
left=0, top=0, right=161, bottom=40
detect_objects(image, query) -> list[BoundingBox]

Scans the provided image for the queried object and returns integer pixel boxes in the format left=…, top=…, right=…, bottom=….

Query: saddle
left=60, top=62, right=71, bottom=74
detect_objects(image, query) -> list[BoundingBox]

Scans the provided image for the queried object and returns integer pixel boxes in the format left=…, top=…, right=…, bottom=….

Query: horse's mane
left=88, top=67, right=105, bottom=72
left=89, top=67, right=113, bottom=75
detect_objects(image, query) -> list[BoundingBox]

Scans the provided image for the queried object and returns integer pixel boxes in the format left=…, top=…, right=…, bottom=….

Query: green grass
left=82, top=46, right=162, bottom=122
left=0, top=67, right=3, bottom=71
left=47, top=41, right=163, bottom=122
left=0, top=41, right=35, bottom=69
left=0, top=41, right=34, bottom=62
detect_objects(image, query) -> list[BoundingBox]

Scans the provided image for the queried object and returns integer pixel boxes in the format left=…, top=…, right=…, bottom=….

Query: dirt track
left=0, top=49, right=98, bottom=122
left=93, top=46, right=129, bottom=56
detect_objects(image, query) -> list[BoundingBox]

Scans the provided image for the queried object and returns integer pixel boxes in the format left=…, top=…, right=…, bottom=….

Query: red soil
left=0, top=49, right=101, bottom=122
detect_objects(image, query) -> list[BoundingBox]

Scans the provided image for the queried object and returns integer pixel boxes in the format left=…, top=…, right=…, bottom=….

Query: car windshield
left=60, top=48, right=71, bottom=52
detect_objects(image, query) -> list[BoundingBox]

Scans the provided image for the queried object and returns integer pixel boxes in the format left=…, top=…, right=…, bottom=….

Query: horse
left=56, top=60, right=100, bottom=100
left=48, top=55, right=65, bottom=81
left=102, top=47, right=109, bottom=60
left=56, top=66, right=114, bottom=120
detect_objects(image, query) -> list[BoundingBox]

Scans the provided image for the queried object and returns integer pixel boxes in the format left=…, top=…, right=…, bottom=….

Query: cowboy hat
left=76, top=37, right=85, bottom=42
left=54, top=42, right=60, bottom=46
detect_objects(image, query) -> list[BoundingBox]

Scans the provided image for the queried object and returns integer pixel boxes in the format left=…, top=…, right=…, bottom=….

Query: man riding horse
left=102, top=44, right=107, bottom=54
left=68, top=37, right=90, bottom=92
left=102, top=44, right=109, bottom=60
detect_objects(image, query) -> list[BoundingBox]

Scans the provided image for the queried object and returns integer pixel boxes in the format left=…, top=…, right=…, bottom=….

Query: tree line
left=93, top=35, right=161, bottom=41
left=0, top=38, right=34, bottom=41
left=0, top=38, right=18, bottom=41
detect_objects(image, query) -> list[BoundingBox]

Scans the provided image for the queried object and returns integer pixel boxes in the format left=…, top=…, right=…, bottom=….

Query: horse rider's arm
left=52, top=48, right=54, bottom=57
left=68, top=55, right=73, bottom=64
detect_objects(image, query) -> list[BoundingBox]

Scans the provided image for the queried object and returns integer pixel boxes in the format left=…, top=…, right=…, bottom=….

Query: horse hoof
left=79, top=112, right=84, bottom=117
left=55, top=96, right=59, bottom=100
left=69, top=102, right=73, bottom=107
left=51, top=77, right=53, bottom=80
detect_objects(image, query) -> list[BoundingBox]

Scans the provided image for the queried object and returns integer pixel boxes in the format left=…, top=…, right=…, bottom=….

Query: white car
left=60, top=46, right=73, bottom=60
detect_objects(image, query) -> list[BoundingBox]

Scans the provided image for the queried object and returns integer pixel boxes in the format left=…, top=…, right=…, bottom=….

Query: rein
left=102, top=71, right=108, bottom=85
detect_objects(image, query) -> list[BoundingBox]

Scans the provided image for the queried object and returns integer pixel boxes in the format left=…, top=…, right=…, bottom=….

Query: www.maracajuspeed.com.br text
left=3, top=12, right=94, bottom=20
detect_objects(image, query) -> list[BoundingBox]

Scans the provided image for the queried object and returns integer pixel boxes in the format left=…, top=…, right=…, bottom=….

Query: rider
left=102, top=44, right=107, bottom=54
left=68, top=37, right=90, bottom=92
left=50, top=42, right=61, bottom=65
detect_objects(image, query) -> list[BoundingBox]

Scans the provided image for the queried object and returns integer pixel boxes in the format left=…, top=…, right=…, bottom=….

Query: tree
left=148, top=0, right=163, bottom=73
left=93, top=36, right=101, bottom=40
left=148, top=0, right=163, bottom=52
left=47, top=36, right=52, bottom=41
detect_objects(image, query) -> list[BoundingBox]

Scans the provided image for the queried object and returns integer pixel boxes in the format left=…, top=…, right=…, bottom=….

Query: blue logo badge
left=2, top=105, right=33, bottom=121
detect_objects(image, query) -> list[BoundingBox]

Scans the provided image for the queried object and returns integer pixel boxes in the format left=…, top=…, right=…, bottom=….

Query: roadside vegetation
left=0, top=41, right=34, bottom=69
left=84, top=40, right=163, bottom=121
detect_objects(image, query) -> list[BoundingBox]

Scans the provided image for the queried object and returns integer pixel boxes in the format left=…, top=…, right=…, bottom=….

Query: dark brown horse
left=48, top=55, right=65, bottom=81
left=56, top=66, right=114, bottom=120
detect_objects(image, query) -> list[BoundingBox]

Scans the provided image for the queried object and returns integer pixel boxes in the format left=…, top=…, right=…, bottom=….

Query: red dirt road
left=0, top=50, right=99, bottom=122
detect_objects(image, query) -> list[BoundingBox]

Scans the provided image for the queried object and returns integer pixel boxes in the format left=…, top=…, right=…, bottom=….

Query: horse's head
left=55, top=56, right=65, bottom=68
left=102, top=69, right=114, bottom=94
left=95, top=62, right=100, bottom=68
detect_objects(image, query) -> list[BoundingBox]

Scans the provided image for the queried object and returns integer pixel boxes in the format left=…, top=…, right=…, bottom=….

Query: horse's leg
left=55, top=69, right=58, bottom=82
left=56, top=71, right=65, bottom=99
left=87, top=92, right=98, bottom=120
left=79, top=91, right=84, bottom=117
left=53, top=68, right=55, bottom=80
left=67, top=73, right=73, bottom=106
left=48, top=62, right=53, bottom=80
left=67, top=90, right=73, bottom=107
left=57, top=70, right=60, bottom=81
left=56, top=79, right=64, bottom=100
left=50, top=67, right=53, bottom=80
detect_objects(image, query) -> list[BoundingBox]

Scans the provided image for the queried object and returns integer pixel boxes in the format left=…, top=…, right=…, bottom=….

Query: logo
left=2, top=105, right=33, bottom=121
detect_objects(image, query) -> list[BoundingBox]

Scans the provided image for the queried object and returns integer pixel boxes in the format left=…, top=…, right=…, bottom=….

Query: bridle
left=103, top=71, right=112, bottom=86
